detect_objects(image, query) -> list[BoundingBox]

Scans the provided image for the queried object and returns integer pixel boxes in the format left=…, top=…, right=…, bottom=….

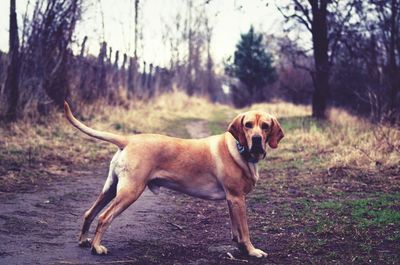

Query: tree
left=226, top=26, right=275, bottom=107
left=309, top=0, right=329, bottom=119
left=278, top=0, right=357, bottom=119
left=330, top=0, right=400, bottom=123
left=23, top=0, right=81, bottom=112
left=134, top=0, right=139, bottom=59
left=3, top=0, right=21, bottom=121
left=375, top=0, right=400, bottom=124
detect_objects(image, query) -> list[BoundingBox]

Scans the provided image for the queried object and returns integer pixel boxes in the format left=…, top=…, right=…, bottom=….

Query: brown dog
left=64, top=102, right=284, bottom=258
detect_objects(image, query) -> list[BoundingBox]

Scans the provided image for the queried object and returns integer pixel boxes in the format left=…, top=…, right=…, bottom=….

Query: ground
left=0, top=94, right=399, bottom=264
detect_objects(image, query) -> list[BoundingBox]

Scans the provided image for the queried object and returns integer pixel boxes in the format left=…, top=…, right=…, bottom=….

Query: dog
left=64, top=101, right=284, bottom=258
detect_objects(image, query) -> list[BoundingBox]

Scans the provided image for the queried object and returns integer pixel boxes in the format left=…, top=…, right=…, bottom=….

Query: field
left=0, top=92, right=399, bottom=264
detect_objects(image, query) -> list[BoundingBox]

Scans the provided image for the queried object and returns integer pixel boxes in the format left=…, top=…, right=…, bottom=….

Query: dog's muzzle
left=250, top=136, right=265, bottom=156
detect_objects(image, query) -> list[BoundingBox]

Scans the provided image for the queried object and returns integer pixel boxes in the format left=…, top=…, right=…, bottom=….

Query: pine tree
left=226, top=26, right=275, bottom=106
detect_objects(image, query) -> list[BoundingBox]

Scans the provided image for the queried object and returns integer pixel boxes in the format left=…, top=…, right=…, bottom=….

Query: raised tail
left=64, top=101, right=128, bottom=149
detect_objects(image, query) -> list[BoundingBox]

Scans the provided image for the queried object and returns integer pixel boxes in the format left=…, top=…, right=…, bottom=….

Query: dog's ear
left=228, top=114, right=247, bottom=147
left=268, top=117, right=284, bottom=149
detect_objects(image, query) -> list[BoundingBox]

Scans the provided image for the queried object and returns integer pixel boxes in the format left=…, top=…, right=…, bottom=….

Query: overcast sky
left=0, top=0, right=289, bottom=67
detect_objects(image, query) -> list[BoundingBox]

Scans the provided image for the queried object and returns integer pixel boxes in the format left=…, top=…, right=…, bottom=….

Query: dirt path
left=185, top=120, right=210, bottom=139
left=0, top=165, right=180, bottom=265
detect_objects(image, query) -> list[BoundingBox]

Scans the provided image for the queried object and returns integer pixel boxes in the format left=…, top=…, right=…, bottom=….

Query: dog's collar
left=235, top=140, right=259, bottom=164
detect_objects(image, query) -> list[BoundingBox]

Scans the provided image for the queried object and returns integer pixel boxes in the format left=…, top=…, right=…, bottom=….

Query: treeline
left=275, top=0, right=400, bottom=123
left=0, top=0, right=399, bottom=124
left=0, top=0, right=224, bottom=121
left=225, top=0, right=399, bottom=124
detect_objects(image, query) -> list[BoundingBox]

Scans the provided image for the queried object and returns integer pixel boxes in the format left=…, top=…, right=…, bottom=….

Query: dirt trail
left=185, top=120, right=210, bottom=138
left=0, top=164, right=178, bottom=265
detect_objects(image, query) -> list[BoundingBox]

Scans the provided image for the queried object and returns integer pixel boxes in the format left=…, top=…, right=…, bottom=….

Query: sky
left=0, top=0, right=290, bottom=67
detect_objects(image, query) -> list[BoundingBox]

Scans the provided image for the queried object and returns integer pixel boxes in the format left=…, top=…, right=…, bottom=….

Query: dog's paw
left=78, top=238, right=92, bottom=248
left=248, top=248, right=268, bottom=258
left=91, top=245, right=108, bottom=255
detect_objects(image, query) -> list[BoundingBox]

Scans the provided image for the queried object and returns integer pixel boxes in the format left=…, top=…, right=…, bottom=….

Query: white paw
left=248, top=248, right=268, bottom=258
left=91, top=245, right=108, bottom=255
left=78, top=238, right=92, bottom=248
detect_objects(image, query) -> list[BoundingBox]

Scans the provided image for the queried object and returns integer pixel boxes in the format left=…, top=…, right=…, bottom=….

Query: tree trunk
left=147, top=63, right=154, bottom=97
left=127, top=57, right=137, bottom=98
left=186, top=0, right=194, bottom=95
left=311, top=0, right=329, bottom=119
left=4, top=0, right=20, bottom=122
left=79, top=36, right=89, bottom=100
left=97, top=41, right=108, bottom=97
left=80, top=36, right=88, bottom=57
left=134, top=0, right=139, bottom=59
left=388, top=0, right=399, bottom=124
left=113, top=50, right=120, bottom=89
left=121, top=53, right=127, bottom=94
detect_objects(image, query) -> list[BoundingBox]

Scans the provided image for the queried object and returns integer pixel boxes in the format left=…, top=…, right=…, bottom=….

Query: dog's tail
left=64, top=101, right=128, bottom=149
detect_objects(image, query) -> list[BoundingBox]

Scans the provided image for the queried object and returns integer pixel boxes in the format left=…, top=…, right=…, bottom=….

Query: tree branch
left=276, top=5, right=312, bottom=33
left=293, top=0, right=312, bottom=24
left=329, top=3, right=355, bottom=66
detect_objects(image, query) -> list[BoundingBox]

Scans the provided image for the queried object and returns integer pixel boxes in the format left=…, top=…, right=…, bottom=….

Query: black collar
left=235, top=140, right=259, bottom=164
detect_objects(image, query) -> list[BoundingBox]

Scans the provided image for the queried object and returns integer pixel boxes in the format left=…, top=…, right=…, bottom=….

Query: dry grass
left=248, top=102, right=400, bottom=172
left=251, top=100, right=311, bottom=118
left=1, top=92, right=399, bottom=192
left=0, top=92, right=227, bottom=191
left=76, top=91, right=230, bottom=133
left=328, top=109, right=400, bottom=170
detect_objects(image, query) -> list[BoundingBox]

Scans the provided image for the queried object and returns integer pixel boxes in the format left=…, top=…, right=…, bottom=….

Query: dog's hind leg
left=78, top=151, right=120, bottom=247
left=78, top=179, right=117, bottom=247
left=90, top=178, right=146, bottom=255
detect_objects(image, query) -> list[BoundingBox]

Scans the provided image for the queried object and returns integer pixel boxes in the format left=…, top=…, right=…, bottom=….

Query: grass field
left=1, top=92, right=399, bottom=264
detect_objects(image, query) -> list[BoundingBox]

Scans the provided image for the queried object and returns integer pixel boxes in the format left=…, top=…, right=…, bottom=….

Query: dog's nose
left=252, top=135, right=262, bottom=146
left=250, top=135, right=264, bottom=155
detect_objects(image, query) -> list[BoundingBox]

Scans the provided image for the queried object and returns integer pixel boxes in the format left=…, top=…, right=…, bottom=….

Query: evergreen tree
left=226, top=26, right=275, bottom=107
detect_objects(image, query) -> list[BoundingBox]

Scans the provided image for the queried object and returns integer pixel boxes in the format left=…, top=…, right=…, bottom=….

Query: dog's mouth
left=249, top=145, right=266, bottom=159
left=250, top=151, right=266, bottom=160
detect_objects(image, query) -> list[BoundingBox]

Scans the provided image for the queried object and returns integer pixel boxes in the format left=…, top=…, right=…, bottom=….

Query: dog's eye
left=261, top=123, right=269, bottom=130
left=244, top=122, right=253, bottom=129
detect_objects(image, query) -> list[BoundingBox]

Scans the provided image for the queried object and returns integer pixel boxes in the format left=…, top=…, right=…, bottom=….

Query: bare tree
left=20, top=0, right=81, bottom=113
left=134, top=0, right=139, bottom=59
left=386, top=0, right=399, bottom=123
left=278, top=0, right=356, bottom=119
left=365, top=0, right=400, bottom=124
left=337, top=0, right=400, bottom=123
left=204, top=15, right=216, bottom=101
left=112, top=50, right=120, bottom=90
left=186, top=0, right=194, bottom=95
left=3, top=0, right=21, bottom=121
left=97, top=41, right=108, bottom=97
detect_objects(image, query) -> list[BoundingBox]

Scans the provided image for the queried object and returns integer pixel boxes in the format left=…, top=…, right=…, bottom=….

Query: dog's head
left=228, top=111, right=284, bottom=160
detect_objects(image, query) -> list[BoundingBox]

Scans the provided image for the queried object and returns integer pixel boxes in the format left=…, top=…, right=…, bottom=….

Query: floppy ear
left=268, top=117, right=284, bottom=149
left=228, top=114, right=247, bottom=147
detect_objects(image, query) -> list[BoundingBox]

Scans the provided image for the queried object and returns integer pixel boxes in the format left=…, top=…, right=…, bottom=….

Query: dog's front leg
left=226, top=195, right=267, bottom=258
left=227, top=199, right=240, bottom=243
